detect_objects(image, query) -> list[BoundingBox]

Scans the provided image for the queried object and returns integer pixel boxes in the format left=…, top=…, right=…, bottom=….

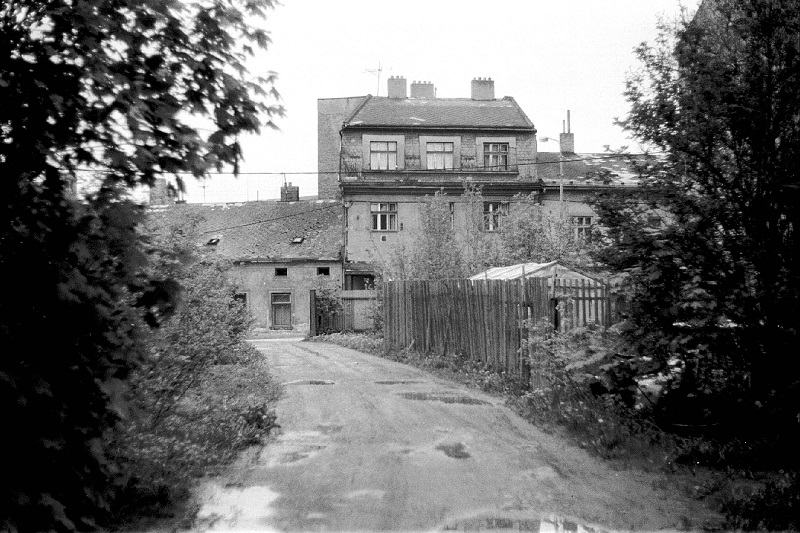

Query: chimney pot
left=410, top=79, right=435, bottom=98
left=280, top=182, right=300, bottom=202
left=388, top=75, right=407, bottom=98
left=559, top=110, right=575, bottom=153
left=471, top=77, right=495, bottom=100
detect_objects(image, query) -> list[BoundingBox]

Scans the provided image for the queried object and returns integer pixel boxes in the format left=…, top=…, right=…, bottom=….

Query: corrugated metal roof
left=147, top=200, right=343, bottom=262
left=345, top=96, right=535, bottom=129
left=469, top=261, right=597, bottom=281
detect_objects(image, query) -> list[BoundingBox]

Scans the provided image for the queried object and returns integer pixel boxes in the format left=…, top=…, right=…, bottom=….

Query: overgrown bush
left=110, top=361, right=280, bottom=527
left=107, top=226, right=278, bottom=526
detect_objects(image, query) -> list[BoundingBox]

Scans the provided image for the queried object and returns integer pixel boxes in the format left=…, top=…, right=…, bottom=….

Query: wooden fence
left=383, top=278, right=620, bottom=386
left=310, top=289, right=377, bottom=335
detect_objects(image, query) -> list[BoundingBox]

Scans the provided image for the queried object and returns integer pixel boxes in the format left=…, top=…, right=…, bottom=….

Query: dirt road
left=192, top=339, right=713, bottom=532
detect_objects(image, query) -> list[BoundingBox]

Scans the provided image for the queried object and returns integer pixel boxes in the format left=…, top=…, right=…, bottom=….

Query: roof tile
left=346, top=96, right=535, bottom=129
left=147, top=200, right=343, bottom=261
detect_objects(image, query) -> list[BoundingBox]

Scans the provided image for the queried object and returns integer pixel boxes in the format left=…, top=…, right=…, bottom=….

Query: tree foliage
left=389, top=186, right=591, bottom=281
left=0, top=0, right=280, bottom=529
left=592, top=0, right=800, bottom=439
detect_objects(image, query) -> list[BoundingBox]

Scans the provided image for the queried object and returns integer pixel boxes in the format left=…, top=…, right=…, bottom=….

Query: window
left=572, top=216, right=593, bottom=241
left=370, top=141, right=397, bottom=170
left=449, top=202, right=455, bottom=230
left=270, top=292, right=292, bottom=329
left=371, top=203, right=397, bottom=231
left=426, top=142, right=454, bottom=169
left=274, top=267, right=287, bottom=276
left=317, top=267, right=330, bottom=276
left=484, top=143, right=509, bottom=170
left=233, top=293, right=248, bottom=308
left=484, top=202, right=507, bottom=231
left=345, top=274, right=375, bottom=290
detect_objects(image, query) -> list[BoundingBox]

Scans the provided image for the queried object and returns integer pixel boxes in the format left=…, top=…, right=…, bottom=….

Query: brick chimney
left=280, top=182, right=299, bottom=202
left=149, top=178, right=173, bottom=205
left=471, top=77, right=495, bottom=100
left=410, top=80, right=435, bottom=98
left=559, top=110, right=575, bottom=153
left=387, top=75, right=407, bottom=98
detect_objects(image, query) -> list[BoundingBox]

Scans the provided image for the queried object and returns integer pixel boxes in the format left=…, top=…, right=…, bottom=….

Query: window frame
left=572, top=215, right=593, bottom=241
left=233, top=292, right=249, bottom=310
left=370, top=202, right=398, bottom=232
left=362, top=134, right=405, bottom=171
left=475, top=136, right=517, bottom=172
left=483, top=201, right=508, bottom=232
left=420, top=135, right=461, bottom=170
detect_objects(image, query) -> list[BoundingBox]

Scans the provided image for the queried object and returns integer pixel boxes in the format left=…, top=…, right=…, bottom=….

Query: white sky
left=179, top=0, right=698, bottom=204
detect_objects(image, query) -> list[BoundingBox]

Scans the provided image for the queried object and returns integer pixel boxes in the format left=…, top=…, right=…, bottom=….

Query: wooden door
left=271, top=292, right=292, bottom=329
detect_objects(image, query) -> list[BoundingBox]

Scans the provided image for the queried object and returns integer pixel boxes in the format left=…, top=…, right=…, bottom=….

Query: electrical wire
left=66, top=152, right=645, bottom=176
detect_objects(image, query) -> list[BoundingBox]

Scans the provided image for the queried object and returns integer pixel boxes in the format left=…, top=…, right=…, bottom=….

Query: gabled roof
left=536, top=152, right=642, bottom=186
left=470, top=261, right=599, bottom=282
left=147, top=200, right=343, bottom=262
left=343, top=96, right=535, bottom=130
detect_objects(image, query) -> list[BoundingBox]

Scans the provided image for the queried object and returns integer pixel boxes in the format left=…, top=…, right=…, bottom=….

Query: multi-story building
left=319, top=77, right=547, bottom=284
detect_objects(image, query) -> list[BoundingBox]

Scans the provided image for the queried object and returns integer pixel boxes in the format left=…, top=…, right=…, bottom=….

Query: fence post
left=309, top=289, right=317, bottom=337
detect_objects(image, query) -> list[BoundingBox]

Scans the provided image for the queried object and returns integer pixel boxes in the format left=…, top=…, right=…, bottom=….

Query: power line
left=67, top=153, right=643, bottom=176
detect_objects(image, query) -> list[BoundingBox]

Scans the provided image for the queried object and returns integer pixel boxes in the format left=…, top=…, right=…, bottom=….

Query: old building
left=148, top=182, right=343, bottom=335
left=319, top=76, right=546, bottom=281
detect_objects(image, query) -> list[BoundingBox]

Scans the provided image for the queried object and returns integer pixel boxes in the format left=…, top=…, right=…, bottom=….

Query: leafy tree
left=592, top=0, right=800, bottom=439
left=0, top=0, right=280, bottom=530
left=498, top=193, right=588, bottom=266
left=408, top=190, right=467, bottom=279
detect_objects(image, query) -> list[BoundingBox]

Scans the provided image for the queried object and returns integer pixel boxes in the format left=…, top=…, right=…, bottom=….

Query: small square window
left=233, top=293, right=248, bottom=308
left=317, top=267, right=330, bottom=276
left=275, top=267, right=287, bottom=276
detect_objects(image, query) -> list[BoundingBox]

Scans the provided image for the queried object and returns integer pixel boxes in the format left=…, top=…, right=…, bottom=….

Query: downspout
left=339, top=127, right=347, bottom=290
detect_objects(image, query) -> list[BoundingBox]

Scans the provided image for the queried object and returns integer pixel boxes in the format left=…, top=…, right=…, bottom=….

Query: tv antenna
left=199, top=177, right=208, bottom=203
left=364, top=61, right=391, bottom=96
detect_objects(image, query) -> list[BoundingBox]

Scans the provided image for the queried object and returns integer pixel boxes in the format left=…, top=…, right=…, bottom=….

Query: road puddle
left=399, top=392, right=488, bottom=405
left=436, top=442, right=471, bottom=459
left=281, top=379, right=335, bottom=386
left=194, top=484, right=279, bottom=531
left=440, top=513, right=613, bottom=532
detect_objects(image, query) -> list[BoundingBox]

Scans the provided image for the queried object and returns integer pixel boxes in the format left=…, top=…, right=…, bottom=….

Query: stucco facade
left=231, top=260, right=342, bottom=333
left=319, top=77, right=542, bottom=276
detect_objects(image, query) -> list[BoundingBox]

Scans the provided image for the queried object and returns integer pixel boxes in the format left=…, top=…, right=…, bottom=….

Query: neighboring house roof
left=343, top=95, right=535, bottom=130
left=147, top=200, right=343, bottom=262
left=470, top=261, right=599, bottom=282
left=536, top=152, right=642, bottom=187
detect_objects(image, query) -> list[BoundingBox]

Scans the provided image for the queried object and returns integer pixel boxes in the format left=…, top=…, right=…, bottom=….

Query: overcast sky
left=179, top=0, right=698, bottom=204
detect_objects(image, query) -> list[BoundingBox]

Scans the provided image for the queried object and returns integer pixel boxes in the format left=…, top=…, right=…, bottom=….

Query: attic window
left=206, top=238, right=220, bottom=246
left=291, top=236, right=304, bottom=244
